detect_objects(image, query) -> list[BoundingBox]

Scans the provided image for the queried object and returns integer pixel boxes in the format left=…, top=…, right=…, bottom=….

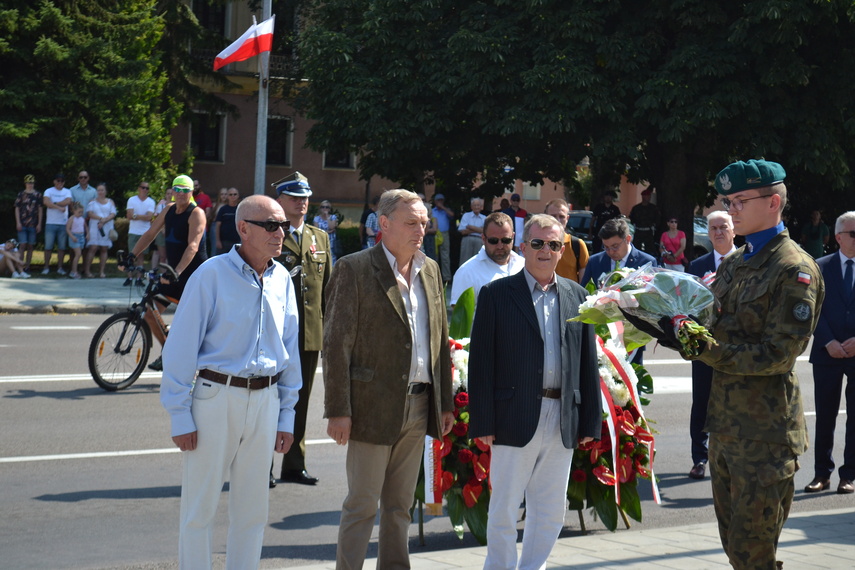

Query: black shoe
left=269, top=473, right=277, bottom=489
left=688, top=462, right=707, bottom=480
left=135, top=278, right=145, bottom=287
left=280, top=469, right=319, bottom=485
left=148, top=356, right=163, bottom=371
left=804, top=477, right=830, bottom=493
left=123, top=277, right=132, bottom=286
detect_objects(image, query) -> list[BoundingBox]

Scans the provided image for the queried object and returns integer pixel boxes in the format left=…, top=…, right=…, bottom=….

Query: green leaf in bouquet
left=632, top=362, right=654, bottom=395
left=588, top=484, right=619, bottom=532
left=461, top=497, right=489, bottom=545
left=619, top=482, right=643, bottom=523
left=449, top=287, right=476, bottom=339
left=446, top=491, right=466, bottom=540
left=567, top=477, right=586, bottom=507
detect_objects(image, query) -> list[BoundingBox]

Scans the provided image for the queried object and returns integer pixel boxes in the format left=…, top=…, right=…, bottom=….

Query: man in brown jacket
left=324, top=189, right=454, bottom=570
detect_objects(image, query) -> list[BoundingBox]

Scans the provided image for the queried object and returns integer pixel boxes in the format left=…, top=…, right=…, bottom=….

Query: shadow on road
left=35, top=485, right=181, bottom=502
left=4, top=382, right=160, bottom=400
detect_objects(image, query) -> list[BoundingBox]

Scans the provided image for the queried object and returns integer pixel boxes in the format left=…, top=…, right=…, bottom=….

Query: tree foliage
left=0, top=0, right=239, bottom=219
left=297, top=0, right=855, bottom=227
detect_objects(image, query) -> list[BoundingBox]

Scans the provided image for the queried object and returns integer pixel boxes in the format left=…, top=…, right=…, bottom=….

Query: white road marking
left=0, top=438, right=337, bottom=464
left=0, top=372, right=162, bottom=383
left=10, top=326, right=93, bottom=330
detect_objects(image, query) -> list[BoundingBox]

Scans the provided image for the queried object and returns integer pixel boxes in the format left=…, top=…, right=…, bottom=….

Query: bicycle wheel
left=88, top=311, right=153, bottom=391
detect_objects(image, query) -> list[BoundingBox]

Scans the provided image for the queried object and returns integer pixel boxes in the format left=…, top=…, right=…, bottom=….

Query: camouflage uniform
left=694, top=229, right=824, bottom=569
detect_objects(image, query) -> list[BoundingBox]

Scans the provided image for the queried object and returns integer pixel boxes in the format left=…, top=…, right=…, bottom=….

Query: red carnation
left=621, top=441, right=635, bottom=456
left=454, top=392, right=469, bottom=408
left=571, top=469, right=587, bottom=483
left=458, top=448, right=474, bottom=463
left=452, top=421, right=469, bottom=437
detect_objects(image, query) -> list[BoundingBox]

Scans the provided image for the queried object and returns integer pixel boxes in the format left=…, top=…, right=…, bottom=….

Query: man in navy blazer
left=685, top=211, right=737, bottom=480
left=806, top=211, right=855, bottom=495
left=581, top=217, right=658, bottom=287
left=582, top=217, right=657, bottom=364
left=469, top=214, right=601, bottom=570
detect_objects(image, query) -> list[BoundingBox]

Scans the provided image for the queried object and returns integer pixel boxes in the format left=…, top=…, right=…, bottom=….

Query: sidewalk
left=284, top=507, right=855, bottom=569
left=0, top=276, right=146, bottom=314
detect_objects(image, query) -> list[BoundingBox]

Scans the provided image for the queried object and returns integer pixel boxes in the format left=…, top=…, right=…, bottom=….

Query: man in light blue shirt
left=160, top=194, right=302, bottom=569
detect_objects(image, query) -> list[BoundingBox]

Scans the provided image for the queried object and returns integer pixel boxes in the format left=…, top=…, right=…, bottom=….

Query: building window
left=190, top=113, right=225, bottom=163
left=192, top=1, right=226, bottom=36
left=522, top=182, right=541, bottom=201
left=267, top=115, right=292, bottom=166
left=323, top=150, right=356, bottom=170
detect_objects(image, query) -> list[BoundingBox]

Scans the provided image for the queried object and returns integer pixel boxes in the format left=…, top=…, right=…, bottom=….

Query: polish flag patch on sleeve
left=797, top=272, right=812, bottom=285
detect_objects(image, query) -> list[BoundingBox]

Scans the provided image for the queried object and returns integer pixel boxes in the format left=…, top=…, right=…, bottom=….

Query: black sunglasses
left=486, top=237, right=513, bottom=245
left=245, top=219, right=290, bottom=233
left=839, top=231, right=855, bottom=239
left=528, top=238, right=562, bottom=252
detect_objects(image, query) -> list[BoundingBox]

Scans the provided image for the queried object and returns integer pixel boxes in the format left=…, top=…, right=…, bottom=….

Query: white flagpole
left=253, top=3, right=273, bottom=194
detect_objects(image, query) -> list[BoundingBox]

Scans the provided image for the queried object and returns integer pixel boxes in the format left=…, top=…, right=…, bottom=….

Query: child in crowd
left=65, top=202, right=89, bottom=279
left=1, top=239, right=30, bottom=279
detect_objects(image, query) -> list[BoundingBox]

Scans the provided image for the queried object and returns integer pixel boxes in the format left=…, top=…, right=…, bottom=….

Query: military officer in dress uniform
left=269, top=172, right=331, bottom=487
left=651, top=160, right=824, bottom=569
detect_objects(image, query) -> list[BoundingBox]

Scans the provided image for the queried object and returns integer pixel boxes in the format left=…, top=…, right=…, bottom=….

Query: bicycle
left=88, top=254, right=178, bottom=391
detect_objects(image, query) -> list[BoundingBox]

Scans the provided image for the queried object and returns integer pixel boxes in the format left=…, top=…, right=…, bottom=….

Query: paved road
left=0, top=313, right=850, bottom=569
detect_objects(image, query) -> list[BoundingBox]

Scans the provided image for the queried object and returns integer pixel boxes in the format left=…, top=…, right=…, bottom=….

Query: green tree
left=297, top=0, right=855, bottom=243
left=0, top=1, right=173, bottom=208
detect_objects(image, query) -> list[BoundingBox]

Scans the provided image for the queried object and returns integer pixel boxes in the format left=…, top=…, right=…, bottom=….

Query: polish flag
left=213, top=15, right=275, bottom=71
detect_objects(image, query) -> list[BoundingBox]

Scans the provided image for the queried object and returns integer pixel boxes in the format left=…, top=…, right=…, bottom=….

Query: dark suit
left=687, top=251, right=718, bottom=465
left=469, top=270, right=600, bottom=568
left=809, top=253, right=855, bottom=481
left=324, top=244, right=452, bottom=569
left=469, top=271, right=600, bottom=446
left=581, top=245, right=658, bottom=365
left=581, top=244, right=658, bottom=288
left=277, top=223, right=331, bottom=476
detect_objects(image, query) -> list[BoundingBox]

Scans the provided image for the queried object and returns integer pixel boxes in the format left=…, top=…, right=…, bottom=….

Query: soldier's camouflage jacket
left=694, top=229, right=825, bottom=455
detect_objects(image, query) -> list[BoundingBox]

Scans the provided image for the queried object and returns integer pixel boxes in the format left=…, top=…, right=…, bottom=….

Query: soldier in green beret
left=654, top=159, right=825, bottom=569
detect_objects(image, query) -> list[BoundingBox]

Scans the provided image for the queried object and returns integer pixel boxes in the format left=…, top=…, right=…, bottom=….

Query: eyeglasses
left=320, top=205, right=331, bottom=209
left=602, top=241, right=626, bottom=253
left=139, top=185, right=149, bottom=190
left=838, top=231, right=855, bottom=239
left=486, top=237, right=513, bottom=245
left=721, top=195, right=772, bottom=212
left=173, top=186, right=192, bottom=193
left=528, top=239, right=562, bottom=252
left=79, top=175, right=89, bottom=180
left=245, top=219, right=290, bottom=233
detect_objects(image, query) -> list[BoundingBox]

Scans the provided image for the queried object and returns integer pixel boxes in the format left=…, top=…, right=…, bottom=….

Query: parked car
left=692, top=216, right=712, bottom=258
left=565, top=211, right=593, bottom=252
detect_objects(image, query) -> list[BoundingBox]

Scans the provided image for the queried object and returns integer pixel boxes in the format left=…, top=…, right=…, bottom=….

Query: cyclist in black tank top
left=124, top=175, right=207, bottom=370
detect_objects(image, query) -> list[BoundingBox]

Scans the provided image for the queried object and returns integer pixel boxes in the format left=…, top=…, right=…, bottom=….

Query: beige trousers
left=336, top=392, right=428, bottom=570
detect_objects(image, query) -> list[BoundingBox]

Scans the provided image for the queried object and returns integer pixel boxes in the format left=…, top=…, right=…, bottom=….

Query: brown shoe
left=838, top=479, right=854, bottom=494
left=804, top=477, right=830, bottom=493
left=688, top=462, right=706, bottom=480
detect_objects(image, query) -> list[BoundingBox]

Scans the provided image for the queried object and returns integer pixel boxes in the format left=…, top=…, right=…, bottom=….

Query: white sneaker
left=20, top=271, right=31, bottom=279
left=12, top=271, right=21, bottom=279
left=41, top=268, right=50, bottom=275
left=57, top=268, right=67, bottom=275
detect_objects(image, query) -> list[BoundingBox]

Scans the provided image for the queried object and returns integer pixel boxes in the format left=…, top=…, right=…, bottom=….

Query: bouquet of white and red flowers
left=573, top=263, right=717, bottom=356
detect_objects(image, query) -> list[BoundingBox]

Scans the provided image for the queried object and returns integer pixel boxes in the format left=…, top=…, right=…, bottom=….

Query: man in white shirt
left=126, top=181, right=156, bottom=282
left=161, top=195, right=301, bottom=568
left=685, top=211, right=737, bottom=480
left=69, top=170, right=97, bottom=213
left=42, top=173, right=73, bottom=275
left=457, top=197, right=487, bottom=264
left=450, top=212, right=524, bottom=306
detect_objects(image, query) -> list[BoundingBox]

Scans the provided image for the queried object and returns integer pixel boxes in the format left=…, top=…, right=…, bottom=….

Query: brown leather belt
left=542, top=388, right=561, bottom=399
left=197, top=369, right=275, bottom=390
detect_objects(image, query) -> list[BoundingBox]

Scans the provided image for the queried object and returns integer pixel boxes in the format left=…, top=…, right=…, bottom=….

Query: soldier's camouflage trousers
left=709, top=433, right=798, bottom=569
